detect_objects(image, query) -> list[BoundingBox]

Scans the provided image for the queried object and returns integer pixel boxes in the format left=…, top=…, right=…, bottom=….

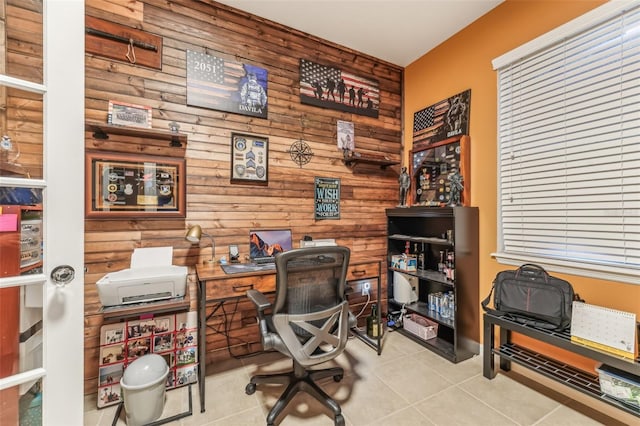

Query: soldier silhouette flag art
left=299, top=59, right=379, bottom=118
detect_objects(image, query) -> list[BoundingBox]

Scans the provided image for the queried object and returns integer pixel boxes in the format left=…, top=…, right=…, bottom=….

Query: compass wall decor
left=288, top=139, right=314, bottom=167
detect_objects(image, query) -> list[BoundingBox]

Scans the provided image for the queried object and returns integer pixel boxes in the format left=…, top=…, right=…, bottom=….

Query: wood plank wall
left=84, top=0, right=403, bottom=395
left=2, top=0, right=43, bottom=179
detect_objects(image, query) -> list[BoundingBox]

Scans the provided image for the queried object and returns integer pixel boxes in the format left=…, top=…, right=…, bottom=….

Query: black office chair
left=245, top=246, right=351, bottom=426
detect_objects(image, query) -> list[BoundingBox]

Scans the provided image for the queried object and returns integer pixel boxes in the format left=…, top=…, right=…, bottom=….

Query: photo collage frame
left=97, top=311, right=198, bottom=408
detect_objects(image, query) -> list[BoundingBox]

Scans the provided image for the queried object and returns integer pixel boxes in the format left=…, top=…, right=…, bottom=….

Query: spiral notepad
left=570, top=302, right=637, bottom=359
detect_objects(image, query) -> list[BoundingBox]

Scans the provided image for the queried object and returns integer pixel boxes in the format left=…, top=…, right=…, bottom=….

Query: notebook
left=249, top=229, right=293, bottom=264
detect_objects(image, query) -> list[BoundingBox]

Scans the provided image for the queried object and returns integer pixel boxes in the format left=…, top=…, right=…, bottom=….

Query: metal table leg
left=198, top=279, right=206, bottom=412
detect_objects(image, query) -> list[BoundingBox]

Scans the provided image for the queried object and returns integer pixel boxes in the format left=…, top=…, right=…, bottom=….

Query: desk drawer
left=347, top=262, right=379, bottom=281
left=206, top=274, right=276, bottom=300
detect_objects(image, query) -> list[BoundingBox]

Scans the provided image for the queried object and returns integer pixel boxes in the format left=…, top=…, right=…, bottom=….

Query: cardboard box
left=391, top=254, right=417, bottom=271
left=596, top=364, right=640, bottom=408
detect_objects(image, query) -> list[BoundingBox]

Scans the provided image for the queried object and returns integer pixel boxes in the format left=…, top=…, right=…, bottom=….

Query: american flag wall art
left=413, top=89, right=470, bottom=148
left=299, top=59, right=380, bottom=118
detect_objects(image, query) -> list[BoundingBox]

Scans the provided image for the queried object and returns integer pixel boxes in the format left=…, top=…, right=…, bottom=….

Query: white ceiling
left=215, top=0, right=504, bottom=67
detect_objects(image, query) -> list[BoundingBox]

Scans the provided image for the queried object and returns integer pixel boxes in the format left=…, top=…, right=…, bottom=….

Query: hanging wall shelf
left=85, top=121, right=187, bottom=148
left=342, top=149, right=399, bottom=169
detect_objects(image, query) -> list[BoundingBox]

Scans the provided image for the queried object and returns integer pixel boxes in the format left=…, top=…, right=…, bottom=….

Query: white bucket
left=120, top=354, right=169, bottom=426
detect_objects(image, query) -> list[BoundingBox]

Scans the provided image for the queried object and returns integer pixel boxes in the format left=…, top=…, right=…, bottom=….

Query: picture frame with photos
left=97, top=312, right=198, bottom=408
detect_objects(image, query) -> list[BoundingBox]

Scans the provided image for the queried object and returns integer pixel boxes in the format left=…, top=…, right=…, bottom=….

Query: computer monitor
left=249, top=229, right=293, bottom=263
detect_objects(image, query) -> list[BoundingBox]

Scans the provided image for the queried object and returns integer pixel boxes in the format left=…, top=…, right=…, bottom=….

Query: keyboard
left=252, top=257, right=275, bottom=265
left=221, top=263, right=274, bottom=274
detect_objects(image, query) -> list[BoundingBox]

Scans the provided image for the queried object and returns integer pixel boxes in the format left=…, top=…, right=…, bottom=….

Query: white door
left=0, top=1, right=84, bottom=424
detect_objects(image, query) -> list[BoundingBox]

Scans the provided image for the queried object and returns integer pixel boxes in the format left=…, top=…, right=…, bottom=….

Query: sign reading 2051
left=186, top=50, right=268, bottom=119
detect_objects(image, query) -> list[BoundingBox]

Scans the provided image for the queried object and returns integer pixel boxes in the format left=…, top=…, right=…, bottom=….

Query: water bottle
left=441, top=293, right=450, bottom=318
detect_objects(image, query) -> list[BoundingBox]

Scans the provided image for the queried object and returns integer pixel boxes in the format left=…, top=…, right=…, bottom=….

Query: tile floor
left=84, top=331, right=631, bottom=425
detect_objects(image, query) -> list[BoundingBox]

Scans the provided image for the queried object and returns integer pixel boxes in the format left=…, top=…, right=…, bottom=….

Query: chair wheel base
left=245, top=383, right=256, bottom=395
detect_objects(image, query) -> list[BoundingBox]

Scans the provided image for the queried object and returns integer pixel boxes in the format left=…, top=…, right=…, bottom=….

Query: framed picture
left=299, top=59, right=379, bottom=118
left=186, top=50, right=268, bottom=119
left=85, top=151, right=186, bottom=219
left=230, top=133, right=268, bottom=185
left=410, top=135, right=470, bottom=207
left=108, top=100, right=152, bottom=129
left=314, top=177, right=340, bottom=220
left=412, top=89, right=470, bottom=149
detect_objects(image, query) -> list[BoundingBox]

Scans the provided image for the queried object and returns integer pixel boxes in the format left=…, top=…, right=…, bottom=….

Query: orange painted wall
left=404, top=0, right=639, bottom=369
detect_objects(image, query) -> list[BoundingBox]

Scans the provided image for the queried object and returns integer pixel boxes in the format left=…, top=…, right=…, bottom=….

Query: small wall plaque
left=108, top=101, right=152, bottom=129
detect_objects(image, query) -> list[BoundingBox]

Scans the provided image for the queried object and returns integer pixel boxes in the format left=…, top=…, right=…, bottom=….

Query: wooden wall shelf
left=342, top=150, right=399, bottom=169
left=85, top=121, right=187, bottom=147
left=0, top=163, right=31, bottom=177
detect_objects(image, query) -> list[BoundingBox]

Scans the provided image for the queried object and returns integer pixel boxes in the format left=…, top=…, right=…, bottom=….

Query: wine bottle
left=367, top=303, right=380, bottom=338
left=442, top=250, right=449, bottom=278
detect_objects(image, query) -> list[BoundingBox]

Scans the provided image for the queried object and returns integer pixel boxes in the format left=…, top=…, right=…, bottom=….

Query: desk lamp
left=185, top=225, right=215, bottom=264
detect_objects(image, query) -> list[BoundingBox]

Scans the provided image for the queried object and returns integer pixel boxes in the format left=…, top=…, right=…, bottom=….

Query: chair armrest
left=247, top=289, right=274, bottom=349
left=247, top=289, right=271, bottom=311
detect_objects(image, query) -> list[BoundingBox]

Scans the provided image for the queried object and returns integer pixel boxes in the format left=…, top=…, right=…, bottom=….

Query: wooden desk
left=195, top=263, right=276, bottom=413
left=195, top=259, right=382, bottom=413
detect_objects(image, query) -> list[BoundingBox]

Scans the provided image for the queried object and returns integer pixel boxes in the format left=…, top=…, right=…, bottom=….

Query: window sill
left=491, top=252, right=640, bottom=286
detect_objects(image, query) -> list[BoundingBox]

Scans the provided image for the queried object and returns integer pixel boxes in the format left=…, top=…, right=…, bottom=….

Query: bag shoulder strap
left=481, top=281, right=505, bottom=317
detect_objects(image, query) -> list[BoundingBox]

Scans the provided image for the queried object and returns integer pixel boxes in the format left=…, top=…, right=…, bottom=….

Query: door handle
left=51, top=265, right=75, bottom=287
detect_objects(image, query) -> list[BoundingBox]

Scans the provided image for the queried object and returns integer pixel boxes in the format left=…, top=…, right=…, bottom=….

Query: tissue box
left=391, top=254, right=417, bottom=271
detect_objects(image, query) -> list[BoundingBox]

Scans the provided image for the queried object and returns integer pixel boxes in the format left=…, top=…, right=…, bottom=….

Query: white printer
left=97, top=247, right=187, bottom=307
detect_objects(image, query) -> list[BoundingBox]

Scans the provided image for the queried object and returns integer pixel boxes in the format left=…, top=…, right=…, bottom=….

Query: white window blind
left=493, top=1, right=640, bottom=285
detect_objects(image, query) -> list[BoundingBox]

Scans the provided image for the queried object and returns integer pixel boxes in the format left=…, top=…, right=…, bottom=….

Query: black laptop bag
left=482, top=263, right=578, bottom=331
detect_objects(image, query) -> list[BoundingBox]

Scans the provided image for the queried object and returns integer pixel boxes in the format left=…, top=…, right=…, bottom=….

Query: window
left=492, top=2, right=640, bottom=285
